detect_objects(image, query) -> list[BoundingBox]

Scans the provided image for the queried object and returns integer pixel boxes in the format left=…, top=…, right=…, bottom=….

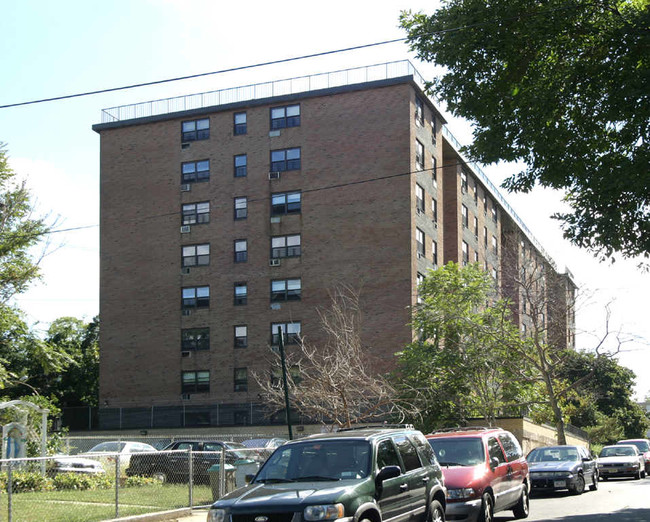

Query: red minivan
left=427, top=427, right=529, bottom=522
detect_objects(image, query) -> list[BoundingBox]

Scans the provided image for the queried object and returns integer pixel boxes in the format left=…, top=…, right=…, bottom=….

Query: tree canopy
left=401, top=1, right=650, bottom=259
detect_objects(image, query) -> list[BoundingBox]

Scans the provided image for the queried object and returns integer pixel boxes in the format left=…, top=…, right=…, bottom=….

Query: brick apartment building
left=92, top=61, right=576, bottom=430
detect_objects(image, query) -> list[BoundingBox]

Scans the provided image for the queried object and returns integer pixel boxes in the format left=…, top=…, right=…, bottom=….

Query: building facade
left=93, top=61, right=576, bottom=429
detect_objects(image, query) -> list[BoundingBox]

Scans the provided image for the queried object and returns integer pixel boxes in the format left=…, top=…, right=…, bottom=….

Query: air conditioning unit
left=269, top=258, right=281, bottom=266
left=181, top=267, right=191, bottom=275
left=180, top=225, right=191, bottom=233
left=181, top=183, right=191, bottom=192
left=270, top=216, right=281, bottom=224
left=433, top=221, right=438, bottom=228
left=181, top=393, right=191, bottom=400
left=269, top=130, right=281, bottom=137
left=417, top=252, right=424, bottom=259
left=182, top=309, right=192, bottom=316
left=268, top=171, right=281, bottom=180
left=416, top=208, right=423, bottom=215
left=181, top=351, right=191, bottom=358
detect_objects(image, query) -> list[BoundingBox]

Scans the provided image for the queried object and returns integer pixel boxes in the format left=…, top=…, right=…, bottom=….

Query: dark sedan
left=527, top=445, right=598, bottom=495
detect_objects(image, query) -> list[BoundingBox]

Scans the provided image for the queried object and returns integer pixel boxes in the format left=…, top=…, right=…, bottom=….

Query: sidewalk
left=175, top=509, right=208, bottom=522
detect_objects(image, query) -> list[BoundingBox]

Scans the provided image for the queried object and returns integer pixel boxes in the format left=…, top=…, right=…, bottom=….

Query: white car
left=82, top=441, right=157, bottom=471
left=598, top=444, right=646, bottom=480
left=49, top=454, right=105, bottom=475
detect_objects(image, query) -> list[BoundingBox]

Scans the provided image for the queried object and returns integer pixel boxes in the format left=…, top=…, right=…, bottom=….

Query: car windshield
left=600, top=446, right=635, bottom=457
left=620, top=441, right=649, bottom=452
left=241, top=439, right=270, bottom=448
left=428, top=437, right=484, bottom=467
left=255, top=440, right=371, bottom=482
left=88, top=442, right=126, bottom=453
left=225, top=442, right=248, bottom=459
left=528, top=447, right=579, bottom=462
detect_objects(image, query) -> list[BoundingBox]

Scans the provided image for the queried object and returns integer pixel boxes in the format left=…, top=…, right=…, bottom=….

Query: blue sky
left=2, top=0, right=648, bottom=399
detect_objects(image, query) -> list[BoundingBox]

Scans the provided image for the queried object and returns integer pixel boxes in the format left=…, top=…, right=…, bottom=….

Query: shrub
left=0, top=470, right=52, bottom=492
left=124, top=475, right=157, bottom=487
left=52, top=472, right=111, bottom=491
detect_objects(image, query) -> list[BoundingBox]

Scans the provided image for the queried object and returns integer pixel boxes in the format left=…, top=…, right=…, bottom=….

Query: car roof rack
left=337, top=424, right=415, bottom=432
left=429, top=426, right=497, bottom=433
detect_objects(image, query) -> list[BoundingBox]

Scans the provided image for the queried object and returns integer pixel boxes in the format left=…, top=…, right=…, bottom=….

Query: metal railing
left=100, top=60, right=423, bottom=123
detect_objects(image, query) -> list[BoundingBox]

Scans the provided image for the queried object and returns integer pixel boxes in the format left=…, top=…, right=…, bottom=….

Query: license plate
left=554, top=480, right=566, bottom=487
left=607, top=469, right=618, bottom=473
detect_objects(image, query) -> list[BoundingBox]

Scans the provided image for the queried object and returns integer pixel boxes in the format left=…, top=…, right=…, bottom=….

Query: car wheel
left=570, top=474, right=585, bottom=495
left=589, top=472, right=598, bottom=491
left=428, top=500, right=445, bottom=522
left=512, top=485, right=529, bottom=519
left=152, top=471, right=168, bottom=483
left=478, top=493, right=493, bottom=522
left=641, top=468, right=647, bottom=479
left=634, top=467, right=641, bottom=480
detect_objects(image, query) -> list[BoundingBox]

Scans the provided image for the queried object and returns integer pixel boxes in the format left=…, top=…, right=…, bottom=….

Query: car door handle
left=422, top=477, right=430, bottom=484
left=400, top=484, right=409, bottom=492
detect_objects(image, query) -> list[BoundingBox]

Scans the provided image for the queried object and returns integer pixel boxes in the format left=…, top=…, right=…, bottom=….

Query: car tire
left=634, top=468, right=641, bottom=480
left=641, top=468, right=647, bottom=479
left=153, top=470, right=168, bottom=483
left=570, top=474, right=585, bottom=495
left=427, top=500, right=445, bottom=522
left=478, top=493, right=494, bottom=522
left=512, top=485, right=530, bottom=519
left=601, top=475, right=608, bottom=481
left=589, top=473, right=598, bottom=491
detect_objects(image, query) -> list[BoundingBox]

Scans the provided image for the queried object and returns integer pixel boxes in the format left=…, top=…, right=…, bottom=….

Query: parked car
left=427, top=427, right=529, bottom=522
left=617, top=439, right=650, bottom=473
left=207, top=426, right=447, bottom=522
left=81, top=441, right=157, bottom=471
left=598, top=444, right=646, bottom=480
left=240, top=437, right=288, bottom=461
left=527, top=445, right=598, bottom=494
left=126, top=440, right=250, bottom=483
left=48, top=454, right=106, bottom=476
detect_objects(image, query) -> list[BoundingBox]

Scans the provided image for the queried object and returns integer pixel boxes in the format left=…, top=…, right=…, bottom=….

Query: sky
left=1, top=0, right=648, bottom=400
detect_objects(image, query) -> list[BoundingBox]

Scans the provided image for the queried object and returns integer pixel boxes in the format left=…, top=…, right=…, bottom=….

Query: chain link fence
left=0, top=444, right=268, bottom=521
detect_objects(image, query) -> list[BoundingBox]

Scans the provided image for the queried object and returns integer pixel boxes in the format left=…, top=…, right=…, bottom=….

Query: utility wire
left=0, top=4, right=580, bottom=110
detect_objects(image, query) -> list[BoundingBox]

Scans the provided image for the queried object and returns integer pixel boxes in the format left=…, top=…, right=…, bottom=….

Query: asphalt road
left=494, top=475, right=650, bottom=521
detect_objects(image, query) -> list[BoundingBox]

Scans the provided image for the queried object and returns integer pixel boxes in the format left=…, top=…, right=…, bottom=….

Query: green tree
left=400, top=1, right=650, bottom=259
left=397, top=263, right=534, bottom=430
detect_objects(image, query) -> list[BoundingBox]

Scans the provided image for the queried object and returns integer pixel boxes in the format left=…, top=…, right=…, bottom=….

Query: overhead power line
left=0, top=4, right=579, bottom=110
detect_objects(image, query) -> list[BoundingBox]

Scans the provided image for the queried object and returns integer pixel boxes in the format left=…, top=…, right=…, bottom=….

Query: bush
left=0, top=470, right=52, bottom=492
left=125, top=475, right=157, bottom=487
left=52, top=472, right=112, bottom=491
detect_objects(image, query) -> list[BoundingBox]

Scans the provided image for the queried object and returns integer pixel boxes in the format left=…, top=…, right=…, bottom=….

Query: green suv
left=208, top=426, right=446, bottom=522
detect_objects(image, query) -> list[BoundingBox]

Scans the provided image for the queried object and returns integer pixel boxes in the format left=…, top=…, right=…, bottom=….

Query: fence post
left=7, top=462, right=12, bottom=522
left=115, top=453, right=120, bottom=519
left=219, top=446, right=226, bottom=497
left=188, top=447, right=193, bottom=508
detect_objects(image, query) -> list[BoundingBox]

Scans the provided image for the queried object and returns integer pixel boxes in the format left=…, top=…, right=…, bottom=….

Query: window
left=272, top=191, right=301, bottom=215
left=461, top=170, right=468, bottom=193
left=234, top=112, right=247, bottom=135
left=473, top=216, right=479, bottom=238
left=181, top=118, right=209, bottom=142
left=271, top=279, right=301, bottom=302
left=271, top=322, right=301, bottom=345
left=415, top=140, right=424, bottom=170
left=271, top=234, right=301, bottom=258
left=182, top=371, right=210, bottom=393
left=432, top=198, right=438, bottom=223
left=432, top=240, right=438, bottom=267
left=432, top=156, right=438, bottom=188
left=182, top=160, right=210, bottom=183
left=417, top=272, right=425, bottom=303
left=182, top=286, right=209, bottom=309
left=395, top=435, right=423, bottom=472
left=271, top=366, right=302, bottom=387
left=234, top=197, right=247, bottom=220
left=462, top=205, right=469, bottom=228
left=182, top=244, right=210, bottom=267
left=234, top=154, right=247, bottom=178
left=462, top=241, right=469, bottom=266
left=377, top=440, right=401, bottom=468
left=492, top=267, right=498, bottom=282
left=271, top=148, right=301, bottom=172
left=492, top=235, right=498, bottom=254
left=483, top=193, right=488, bottom=215
left=181, top=328, right=209, bottom=351
left=484, top=227, right=488, bottom=247
left=234, top=239, right=248, bottom=262
left=234, top=368, right=248, bottom=392
left=491, top=201, right=498, bottom=223
left=416, top=184, right=425, bottom=213
left=234, top=325, right=247, bottom=348
left=431, top=117, right=437, bottom=145
left=182, top=202, right=210, bottom=225
left=488, top=437, right=506, bottom=464
left=271, top=104, right=300, bottom=129
left=474, top=183, right=479, bottom=205
left=416, top=228, right=425, bottom=257
left=474, top=251, right=479, bottom=263
left=415, top=97, right=424, bottom=126
left=234, top=282, right=247, bottom=305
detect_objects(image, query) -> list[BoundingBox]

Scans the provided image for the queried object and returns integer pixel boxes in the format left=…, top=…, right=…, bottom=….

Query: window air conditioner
left=181, top=351, right=191, bottom=358
left=269, top=258, right=281, bottom=266
left=270, top=216, right=281, bottom=224
left=417, top=252, right=424, bottom=259
left=181, top=267, right=191, bottom=275
left=182, top=309, right=192, bottom=316
left=181, top=184, right=191, bottom=192
left=416, top=208, right=423, bottom=215
left=181, top=393, right=191, bottom=400
left=269, top=172, right=281, bottom=180
left=180, top=225, right=191, bottom=233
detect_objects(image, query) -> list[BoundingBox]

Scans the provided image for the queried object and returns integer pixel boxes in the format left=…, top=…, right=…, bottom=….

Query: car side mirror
left=375, top=465, right=401, bottom=498
left=489, top=457, right=500, bottom=470
left=245, top=473, right=255, bottom=484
